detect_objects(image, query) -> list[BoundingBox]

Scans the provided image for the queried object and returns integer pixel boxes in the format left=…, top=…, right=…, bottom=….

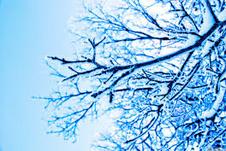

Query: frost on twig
left=41, top=0, right=226, bottom=150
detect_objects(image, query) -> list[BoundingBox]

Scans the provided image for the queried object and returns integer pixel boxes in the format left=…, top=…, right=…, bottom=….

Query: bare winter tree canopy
left=40, top=0, right=226, bottom=150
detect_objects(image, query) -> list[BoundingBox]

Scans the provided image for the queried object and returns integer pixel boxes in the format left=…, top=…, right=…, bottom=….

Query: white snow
left=218, top=8, right=226, bottom=21
left=200, top=71, right=226, bottom=119
left=199, top=0, right=216, bottom=35
left=162, top=127, right=175, bottom=137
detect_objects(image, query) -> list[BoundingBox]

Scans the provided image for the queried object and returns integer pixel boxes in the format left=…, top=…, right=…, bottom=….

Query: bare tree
left=41, top=0, right=226, bottom=150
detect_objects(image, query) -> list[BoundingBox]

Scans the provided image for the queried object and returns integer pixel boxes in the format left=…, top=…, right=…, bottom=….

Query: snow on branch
left=41, top=0, right=226, bottom=150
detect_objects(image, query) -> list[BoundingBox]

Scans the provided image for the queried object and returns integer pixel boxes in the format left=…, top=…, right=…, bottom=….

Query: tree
left=41, top=0, right=226, bottom=150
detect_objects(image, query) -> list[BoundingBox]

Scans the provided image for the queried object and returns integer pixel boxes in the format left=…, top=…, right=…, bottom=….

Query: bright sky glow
left=0, top=0, right=106, bottom=151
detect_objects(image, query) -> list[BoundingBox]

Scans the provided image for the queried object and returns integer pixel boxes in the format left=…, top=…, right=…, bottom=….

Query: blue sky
left=0, top=0, right=104, bottom=150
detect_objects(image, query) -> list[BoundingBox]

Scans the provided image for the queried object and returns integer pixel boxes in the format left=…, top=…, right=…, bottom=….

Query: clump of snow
left=162, top=126, right=175, bottom=137
left=218, top=8, right=226, bottom=21
left=199, top=0, right=216, bottom=35
left=200, top=72, right=226, bottom=119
